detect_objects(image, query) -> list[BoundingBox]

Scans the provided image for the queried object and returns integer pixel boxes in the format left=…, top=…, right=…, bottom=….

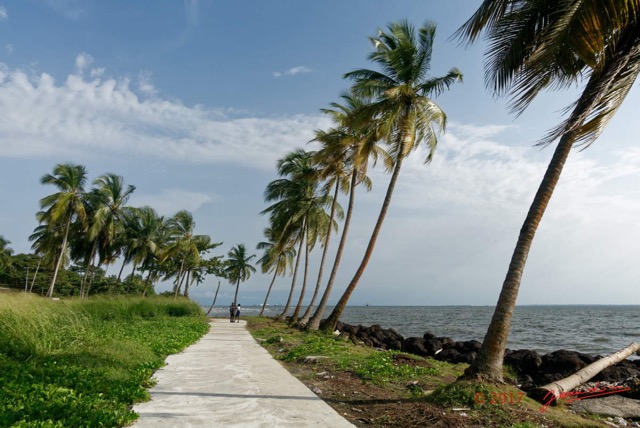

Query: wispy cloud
left=0, top=56, right=330, bottom=169
left=4, top=44, right=13, bottom=54
left=0, top=6, right=8, bottom=20
left=273, top=66, right=312, bottom=78
left=129, top=188, right=216, bottom=216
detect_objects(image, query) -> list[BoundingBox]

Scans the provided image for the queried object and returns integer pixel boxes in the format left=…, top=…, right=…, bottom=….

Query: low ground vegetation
left=0, top=295, right=208, bottom=427
left=247, top=317, right=609, bottom=427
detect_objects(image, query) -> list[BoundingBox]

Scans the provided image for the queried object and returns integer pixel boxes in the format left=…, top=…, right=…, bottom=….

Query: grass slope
left=0, top=294, right=209, bottom=428
left=247, top=317, right=607, bottom=428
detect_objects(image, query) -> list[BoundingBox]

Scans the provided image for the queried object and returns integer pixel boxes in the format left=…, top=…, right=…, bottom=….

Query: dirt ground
left=282, top=355, right=562, bottom=428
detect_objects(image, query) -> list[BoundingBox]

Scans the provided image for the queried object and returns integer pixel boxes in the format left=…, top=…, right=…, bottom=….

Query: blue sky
left=1, top=1, right=639, bottom=307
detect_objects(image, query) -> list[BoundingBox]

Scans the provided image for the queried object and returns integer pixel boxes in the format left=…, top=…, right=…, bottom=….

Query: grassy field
left=246, top=317, right=608, bottom=428
left=0, top=294, right=209, bottom=428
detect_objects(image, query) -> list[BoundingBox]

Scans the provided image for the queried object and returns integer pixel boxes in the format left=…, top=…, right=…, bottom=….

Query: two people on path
left=229, top=303, right=241, bottom=323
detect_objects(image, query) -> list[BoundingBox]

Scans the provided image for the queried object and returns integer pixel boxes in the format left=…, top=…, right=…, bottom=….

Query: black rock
left=401, top=337, right=430, bottom=357
left=504, top=349, right=542, bottom=377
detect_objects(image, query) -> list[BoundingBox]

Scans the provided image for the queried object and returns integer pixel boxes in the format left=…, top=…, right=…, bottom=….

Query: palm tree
left=39, top=163, right=88, bottom=298
left=305, top=94, right=377, bottom=330
left=456, top=0, right=640, bottom=383
left=163, top=210, right=204, bottom=298
left=321, top=21, right=462, bottom=331
left=225, top=244, right=256, bottom=308
left=81, top=174, right=135, bottom=297
left=262, top=149, right=335, bottom=322
left=0, top=235, right=13, bottom=273
left=123, top=206, right=165, bottom=296
left=256, top=227, right=296, bottom=316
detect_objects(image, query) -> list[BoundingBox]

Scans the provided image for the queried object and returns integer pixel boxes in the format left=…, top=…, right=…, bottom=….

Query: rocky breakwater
left=334, top=321, right=640, bottom=395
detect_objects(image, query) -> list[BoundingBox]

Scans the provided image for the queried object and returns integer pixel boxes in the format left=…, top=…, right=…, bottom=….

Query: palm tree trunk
left=308, top=170, right=357, bottom=331
left=29, top=258, right=41, bottom=293
left=81, top=241, right=98, bottom=299
left=183, top=270, right=191, bottom=297
left=85, top=261, right=101, bottom=297
left=142, top=271, right=153, bottom=296
left=276, top=228, right=305, bottom=322
left=232, top=279, right=241, bottom=308
left=173, top=259, right=185, bottom=298
left=206, top=281, right=221, bottom=315
left=126, top=261, right=138, bottom=293
left=530, top=342, right=640, bottom=407
left=259, top=268, right=279, bottom=316
left=299, top=181, right=340, bottom=325
left=322, top=155, right=405, bottom=332
left=47, top=216, right=72, bottom=298
left=464, top=134, right=575, bottom=382
left=116, top=259, right=127, bottom=282
left=291, top=222, right=311, bottom=322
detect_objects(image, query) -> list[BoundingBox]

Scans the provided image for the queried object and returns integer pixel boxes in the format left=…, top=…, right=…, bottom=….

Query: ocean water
left=206, top=305, right=639, bottom=357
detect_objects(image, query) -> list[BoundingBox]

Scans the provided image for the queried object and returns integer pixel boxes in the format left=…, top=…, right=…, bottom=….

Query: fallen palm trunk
left=529, top=342, right=640, bottom=406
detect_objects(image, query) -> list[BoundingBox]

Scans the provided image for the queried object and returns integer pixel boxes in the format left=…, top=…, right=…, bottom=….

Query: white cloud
left=4, top=44, right=12, bottom=54
left=74, top=53, right=93, bottom=74
left=129, top=188, right=216, bottom=216
left=0, top=59, right=330, bottom=169
left=138, top=71, right=157, bottom=96
left=273, top=66, right=312, bottom=78
left=0, top=6, right=7, bottom=20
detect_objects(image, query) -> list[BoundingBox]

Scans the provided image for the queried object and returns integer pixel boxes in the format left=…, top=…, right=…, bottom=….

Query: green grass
left=0, top=294, right=209, bottom=427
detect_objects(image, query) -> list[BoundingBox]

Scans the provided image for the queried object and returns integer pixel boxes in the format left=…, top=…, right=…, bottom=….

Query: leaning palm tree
left=256, top=227, right=296, bottom=316
left=39, top=163, right=88, bottom=298
left=456, top=0, right=640, bottom=383
left=305, top=94, right=377, bottom=330
left=225, top=244, right=256, bottom=308
left=321, top=21, right=462, bottom=332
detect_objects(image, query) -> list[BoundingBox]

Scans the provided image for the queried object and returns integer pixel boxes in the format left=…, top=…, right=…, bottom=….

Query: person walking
left=235, top=304, right=241, bottom=323
left=229, top=303, right=235, bottom=323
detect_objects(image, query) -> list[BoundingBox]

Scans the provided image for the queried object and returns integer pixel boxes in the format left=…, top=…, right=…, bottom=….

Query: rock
left=570, top=395, right=640, bottom=419
left=312, top=386, right=322, bottom=395
left=629, top=422, right=639, bottom=427
left=401, top=337, right=430, bottom=357
left=303, top=356, right=328, bottom=364
left=594, top=363, right=640, bottom=383
left=504, top=349, right=543, bottom=376
left=423, top=337, right=443, bottom=355
left=614, top=416, right=628, bottom=427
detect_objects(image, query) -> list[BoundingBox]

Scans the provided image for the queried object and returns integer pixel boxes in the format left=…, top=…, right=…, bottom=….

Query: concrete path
left=132, top=319, right=354, bottom=427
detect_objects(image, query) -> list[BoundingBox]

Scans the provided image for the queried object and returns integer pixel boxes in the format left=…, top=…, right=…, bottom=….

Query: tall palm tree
left=305, top=94, right=377, bottom=330
left=225, top=244, right=256, bottom=308
left=456, top=0, right=640, bottom=383
left=262, top=149, right=334, bottom=322
left=123, top=206, right=165, bottom=296
left=39, top=163, right=88, bottom=298
left=256, top=227, right=296, bottom=316
left=163, top=210, right=203, bottom=298
left=81, top=174, right=135, bottom=297
left=321, top=21, right=462, bottom=331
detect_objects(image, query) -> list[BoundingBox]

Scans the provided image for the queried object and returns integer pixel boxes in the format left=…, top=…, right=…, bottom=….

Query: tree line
left=0, top=165, right=254, bottom=300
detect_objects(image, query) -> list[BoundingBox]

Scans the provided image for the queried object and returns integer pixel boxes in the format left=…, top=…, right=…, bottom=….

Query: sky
left=0, top=1, right=639, bottom=307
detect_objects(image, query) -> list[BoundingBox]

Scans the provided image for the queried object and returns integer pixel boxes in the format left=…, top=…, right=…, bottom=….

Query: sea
left=205, top=305, right=639, bottom=358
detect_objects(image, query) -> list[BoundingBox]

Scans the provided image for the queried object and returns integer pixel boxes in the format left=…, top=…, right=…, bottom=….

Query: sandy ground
left=132, top=318, right=355, bottom=427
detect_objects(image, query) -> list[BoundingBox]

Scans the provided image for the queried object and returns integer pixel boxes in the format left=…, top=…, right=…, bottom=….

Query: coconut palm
left=321, top=21, right=462, bottom=331
left=256, top=227, right=296, bottom=316
left=80, top=174, right=135, bottom=297
left=262, top=149, right=335, bottom=322
left=225, top=244, right=256, bottom=308
left=122, top=206, right=165, bottom=295
left=163, top=210, right=204, bottom=298
left=456, top=0, right=640, bottom=383
left=305, top=94, right=377, bottom=330
left=39, top=163, right=88, bottom=298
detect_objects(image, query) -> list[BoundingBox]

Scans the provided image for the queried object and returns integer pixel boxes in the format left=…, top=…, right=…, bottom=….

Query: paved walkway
left=132, top=319, right=354, bottom=427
